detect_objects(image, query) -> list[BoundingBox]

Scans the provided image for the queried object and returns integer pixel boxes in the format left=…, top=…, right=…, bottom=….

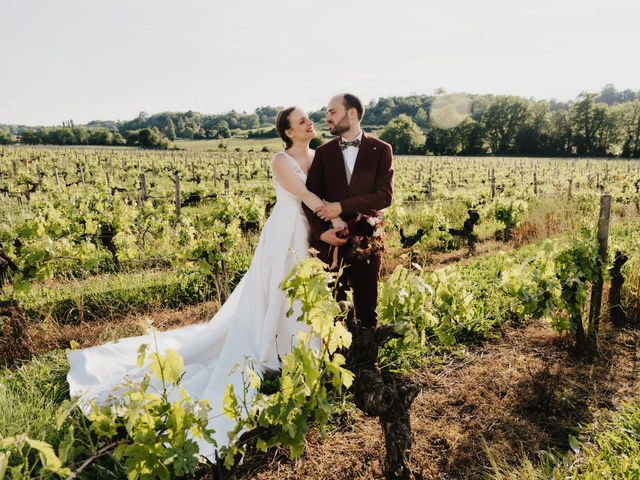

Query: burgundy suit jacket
left=303, top=132, right=394, bottom=264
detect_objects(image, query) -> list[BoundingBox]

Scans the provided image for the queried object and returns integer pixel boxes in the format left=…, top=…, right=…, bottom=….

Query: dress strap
left=281, top=151, right=305, bottom=176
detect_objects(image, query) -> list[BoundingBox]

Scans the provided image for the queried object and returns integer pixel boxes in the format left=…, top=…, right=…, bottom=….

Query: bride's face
left=286, top=108, right=316, bottom=144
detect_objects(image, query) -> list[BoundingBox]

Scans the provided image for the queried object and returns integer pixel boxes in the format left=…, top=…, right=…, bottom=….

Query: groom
left=303, top=93, right=394, bottom=328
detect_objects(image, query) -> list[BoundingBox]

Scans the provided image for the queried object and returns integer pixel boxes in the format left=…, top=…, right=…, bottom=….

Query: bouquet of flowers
left=339, top=210, right=385, bottom=261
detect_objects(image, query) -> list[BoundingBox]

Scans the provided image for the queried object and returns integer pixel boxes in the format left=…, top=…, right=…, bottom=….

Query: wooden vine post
left=212, top=154, right=218, bottom=188
left=588, top=193, right=612, bottom=338
left=139, top=173, right=147, bottom=202
left=174, top=172, right=181, bottom=222
left=490, top=168, right=496, bottom=199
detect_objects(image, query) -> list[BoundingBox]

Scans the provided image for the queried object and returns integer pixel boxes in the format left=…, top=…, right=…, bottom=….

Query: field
left=1, top=143, right=640, bottom=479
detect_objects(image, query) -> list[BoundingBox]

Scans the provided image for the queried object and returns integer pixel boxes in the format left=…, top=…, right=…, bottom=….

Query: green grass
left=0, top=219, right=638, bottom=477
left=487, top=391, right=640, bottom=479
left=175, top=136, right=285, bottom=152
left=0, top=350, right=69, bottom=443
left=18, top=268, right=217, bottom=324
left=174, top=126, right=384, bottom=152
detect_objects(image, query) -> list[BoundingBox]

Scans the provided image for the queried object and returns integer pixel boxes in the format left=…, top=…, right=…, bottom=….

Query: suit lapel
left=347, top=131, right=370, bottom=193
left=330, top=138, right=350, bottom=191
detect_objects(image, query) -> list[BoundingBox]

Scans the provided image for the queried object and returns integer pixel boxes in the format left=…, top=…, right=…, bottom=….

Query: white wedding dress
left=67, top=152, right=312, bottom=460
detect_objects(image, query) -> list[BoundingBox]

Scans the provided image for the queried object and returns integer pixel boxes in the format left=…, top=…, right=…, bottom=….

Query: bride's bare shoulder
left=271, top=151, right=288, bottom=163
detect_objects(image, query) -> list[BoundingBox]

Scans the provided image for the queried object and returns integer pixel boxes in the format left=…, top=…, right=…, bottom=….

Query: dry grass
left=2, top=300, right=220, bottom=365
left=227, top=321, right=640, bottom=480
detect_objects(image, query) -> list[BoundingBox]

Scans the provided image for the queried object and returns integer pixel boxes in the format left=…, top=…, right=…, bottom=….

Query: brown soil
left=225, top=320, right=640, bottom=480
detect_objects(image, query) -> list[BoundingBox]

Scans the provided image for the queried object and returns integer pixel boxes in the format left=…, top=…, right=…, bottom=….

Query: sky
left=1, top=0, right=639, bottom=126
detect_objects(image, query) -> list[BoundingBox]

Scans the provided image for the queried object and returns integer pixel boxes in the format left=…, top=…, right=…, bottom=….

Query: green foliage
left=613, top=100, right=640, bottom=158
left=379, top=114, right=426, bottom=154
left=221, top=257, right=354, bottom=467
left=501, top=231, right=600, bottom=340
left=0, top=343, right=215, bottom=479
left=481, top=96, right=531, bottom=154
left=390, top=202, right=456, bottom=251
left=0, top=129, right=16, bottom=145
left=425, top=118, right=483, bottom=155
left=164, top=118, right=177, bottom=141
left=309, top=135, right=324, bottom=149
left=492, top=198, right=528, bottom=237
left=18, top=127, right=125, bottom=146
left=173, top=217, right=242, bottom=278
left=571, top=92, right=618, bottom=156
left=488, top=390, right=640, bottom=479
left=6, top=83, right=640, bottom=155
left=126, top=127, right=170, bottom=150
left=377, top=264, right=474, bottom=372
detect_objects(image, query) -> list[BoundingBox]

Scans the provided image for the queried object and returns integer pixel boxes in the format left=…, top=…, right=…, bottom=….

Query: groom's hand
left=315, top=202, right=342, bottom=221
left=320, top=227, right=348, bottom=246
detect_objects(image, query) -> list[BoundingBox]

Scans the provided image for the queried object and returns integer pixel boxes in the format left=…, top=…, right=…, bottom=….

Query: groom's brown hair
left=343, top=93, right=365, bottom=120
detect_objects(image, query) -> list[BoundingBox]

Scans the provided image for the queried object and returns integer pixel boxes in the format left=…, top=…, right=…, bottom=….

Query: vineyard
left=1, top=143, right=640, bottom=479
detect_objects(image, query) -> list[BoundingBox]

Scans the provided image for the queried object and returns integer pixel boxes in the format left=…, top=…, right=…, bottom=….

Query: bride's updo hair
left=275, top=106, right=297, bottom=149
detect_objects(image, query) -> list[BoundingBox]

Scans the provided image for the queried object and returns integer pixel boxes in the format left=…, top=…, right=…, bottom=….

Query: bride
left=66, top=106, right=347, bottom=460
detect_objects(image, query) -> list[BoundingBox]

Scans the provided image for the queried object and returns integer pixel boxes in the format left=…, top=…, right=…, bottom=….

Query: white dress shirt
left=341, top=130, right=363, bottom=185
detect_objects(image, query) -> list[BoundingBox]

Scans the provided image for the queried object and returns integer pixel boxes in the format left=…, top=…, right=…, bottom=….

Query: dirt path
left=228, top=321, right=640, bottom=480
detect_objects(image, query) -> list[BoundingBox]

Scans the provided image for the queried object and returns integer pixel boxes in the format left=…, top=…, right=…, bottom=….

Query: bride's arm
left=271, top=154, right=345, bottom=228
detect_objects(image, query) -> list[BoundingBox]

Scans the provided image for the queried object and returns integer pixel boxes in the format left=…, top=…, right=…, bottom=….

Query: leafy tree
left=242, top=113, right=260, bottom=130
left=571, top=93, right=611, bottom=156
left=596, top=84, right=619, bottom=106
left=193, top=127, right=206, bottom=140
left=513, top=101, right=551, bottom=155
left=255, top=106, right=280, bottom=125
left=547, top=109, right=573, bottom=155
left=111, top=131, right=126, bottom=146
left=380, top=114, right=425, bottom=154
left=310, top=108, right=326, bottom=123
left=481, top=96, right=531, bottom=154
left=0, top=129, right=15, bottom=145
left=310, top=135, right=324, bottom=149
left=613, top=101, right=640, bottom=158
left=164, top=118, right=176, bottom=141
left=414, top=107, right=428, bottom=128
left=460, top=119, right=485, bottom=155
left=19, top=130, right=43, bottom=144
left=126, top=128, right=169, bottom=149
left=217, top=124, right=231, bottom=139
left=426, top=118, right=481, bottom=155
left=248, top=128, right=277, bottom=139
left=72, top=127, right=89, bottom=145
left=46, top=128, right=77, bottom=145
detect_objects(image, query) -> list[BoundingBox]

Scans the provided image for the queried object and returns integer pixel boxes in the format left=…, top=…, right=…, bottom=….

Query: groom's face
left=326, top=96, right=351, bottom=137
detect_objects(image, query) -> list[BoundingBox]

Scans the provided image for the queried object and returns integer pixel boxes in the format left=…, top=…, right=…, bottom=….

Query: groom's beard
left=329, top=114, right=351, bottom=136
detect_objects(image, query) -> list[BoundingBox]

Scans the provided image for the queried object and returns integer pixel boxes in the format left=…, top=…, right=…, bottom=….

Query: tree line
left=5, top=126, right=169, bottom=149
left=379, top=89, right=640, bottom=157
left=1, top=85, right=638, bottom=155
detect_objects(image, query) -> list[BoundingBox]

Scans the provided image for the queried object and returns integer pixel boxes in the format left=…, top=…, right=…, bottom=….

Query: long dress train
left=67, top=152, right=311, bottom=460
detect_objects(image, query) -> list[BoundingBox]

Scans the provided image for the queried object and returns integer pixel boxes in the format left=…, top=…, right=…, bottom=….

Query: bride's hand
left=331, top=217, right=348, bottom=230
left=315, top=201, right=342, bottom=221
left=331, top=217, right=348, bottom=237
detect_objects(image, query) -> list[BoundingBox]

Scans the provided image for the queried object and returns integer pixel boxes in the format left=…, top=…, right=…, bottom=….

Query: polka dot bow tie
left=339, top=138, right=361, bottom=150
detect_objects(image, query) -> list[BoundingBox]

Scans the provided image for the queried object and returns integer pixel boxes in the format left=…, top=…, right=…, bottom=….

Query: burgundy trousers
left=333, top=253, right=381, bottom=328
